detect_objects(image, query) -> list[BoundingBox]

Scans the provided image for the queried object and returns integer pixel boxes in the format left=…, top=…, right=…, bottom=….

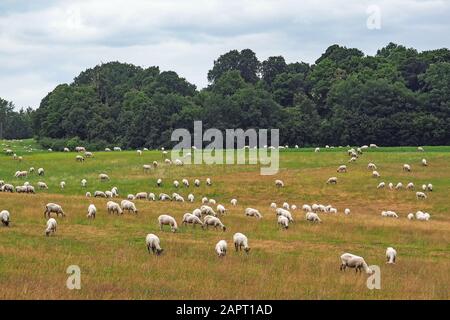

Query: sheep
left=270, top=202, right=277, bottom=209
left=75, top=146, right=86, bottom=152
left=173, top=194, right=184, bottom=202
left=326, top=177, right=337, bottom=184
left=314, top=147, right=320, bottom=153
left=37, top=182, right=48, bottom=189
left=340, top=253, right=373, bottom=274
left=233, top=233, right=250, bottom=253
left=369, top=144, right=378, bottom=148
left=192, top=179, right=200, bottom=187
left=1, top=210, right=10, bottom=226
left=137, top=150, right=142, bottom=156
left=381, top=210, right=398, bottom=218
left=105, top=148, right=111, bottom=152
left=206, top=178, right=212, bottom=186
left=145, top=234, right=163, bottom=255
left=416, top=192, right=427, bottom=200
left=204, top=216, right=226, bottom=231
left=187, top=194, right=194, bottom=202
left=282, top=202, right=290, bottom=210
left=416, top=211, right=431, bottom=221
left=152, top=161, right=158, bottom=168
left=275, top=179, right=284, bottom=187
left=44, top=203, right=65, bottom=218
left=113, top=147, right=122, bottom=151
left=422, top=184, right=427, bottom=191
left=368, top=163, right=377, bottom=170
left=291, top=205, right=297, bottom=211
left=87, top=204, right=97, bottom=219
left=215, top=240, right=227, bottom=257
left=81, top=179, right=87, bottom=187
left=143, top=164, right=152, bottom=173
left=158, top=214, right=178, bottom=232
left=427, top=183, right=433, bottom=192
left=386, top=247, right=397, bottom=264
left=421, top=158, right=428, bottom=166
left=107, top=201, right=123, bottom=215
left=372, top=171, right=380, bottom=178
left=403, top=164, right=411, bottom=172
left=85, top=152, right=93, bottom=158
left=277, top=215, right=290, bottom=229
left=135, top=192, right=148, bottom=200
left=388, top=182, right=394, bottom=190
left=344, top=208, right=351, bottom=215
left=182, top=179, right=189, bottom=187
left=85, top=192, right=91, bottom=198
left=337, top=165, right=347, bottom=173
left=245, top=207, right=262, bottom=219
left=2, top=184, right=14, bottom=192
left=182, top=213, right=204, bottom=228
left=148, top=193, right=156, bottom=201
left=377, top=182, right=385, bottom=189
left=305, top=211, right=321, bottom=223
left=111, top=187, right=119, bottom=197
left=76, top=155, right=85, bottom=162
left=348, top=156, right=357, bottom=163
left=216, top=204, right=226, bottom=215
left=29, top=167, right=35, bottom=173
left=127, top=194, right=135, bottom=200
left=121, top=200, right=138, bottom=214
left=417, top=146, right=424, bottom=152
left=99, top=173, right=110, bottom=181
left=14, top=171, right=28, bottom=178
left=311, top=204, right=319, bottom=212
left=208, top=199, right=216, bottom=205
left=64, top=147, right=70, bottom=152
left=276, top=208, right=294, bottom=222
left=159, top=193, right=171, bottom=201
left=60, top=181, right=66, bottom=189
left=15, top=185, right=27, bottom=193
left=38, top=168, right=44, bottom=176
left=201, top=197, right=208, bottom=204
left=406, top=182, right=414, bottom=190
left=192, top=208, right=202, bottom=218
left=200, top=205, right=217, bottom=217
left=302, top=204, right=312, bottom=212
left=328, top=207, right=338, bottom=214
left=174, top=159, right=183, bottom=166
left=45, top=218, right=57, bottom=236
left=156, top=178, right=162, bottom=187
left=395, top=182, right=403, bottom=190
left=173, top=180, right=180, bottom=188
left=94, top=191, right=107, bottom=198
left=407, top=213, right=414, bottom=220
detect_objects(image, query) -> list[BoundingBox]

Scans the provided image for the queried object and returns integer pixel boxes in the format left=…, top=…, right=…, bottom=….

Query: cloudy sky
left=1, top=0, right=449, bottom=109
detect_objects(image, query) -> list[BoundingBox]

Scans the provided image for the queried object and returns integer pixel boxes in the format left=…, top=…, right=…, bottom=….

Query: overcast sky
left=1, top=0, right=449, bottom=109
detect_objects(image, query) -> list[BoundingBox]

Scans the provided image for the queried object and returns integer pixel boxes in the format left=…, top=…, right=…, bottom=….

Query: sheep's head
left=222, top=226, right=227, bottom=232
left=244, top=247, right=251, bottom=254
left=156, top=249, right=164, bottom=256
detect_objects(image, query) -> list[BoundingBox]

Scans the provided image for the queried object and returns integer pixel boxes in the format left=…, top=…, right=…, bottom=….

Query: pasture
left=0, top=141, right=449, bottom=299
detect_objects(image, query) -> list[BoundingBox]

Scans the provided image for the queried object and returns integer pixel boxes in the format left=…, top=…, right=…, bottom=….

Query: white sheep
left=416, top=192, right=427, bottom=199
left=159, top=193, right=171, bottom=201
left=340, top=253, right=373, bottom=274
left=245, top=207, right=262, bottom=219
left=173, top=180, right=180, bottom=188
left=44, top=203, right=65, bottom=218
left=85, top=192, right=91, bottom=198
left=386, top=247, right=397, bottom=264
left=107, top=201, right=123, bottom=215
left=381, top=210, right=398, bottom=218
left=206, top=178, right=212, bottom=186
left=200, top=205, right=217, bottom=217
left=230, top=198, right=237, bottom=206
left=121, top=200, right=138, bottom=214
left=277, top=215, right=290, bottom=229
left=372, top=171, right=380, bottom=178
left=337, top=165, right=347, bottom=173
left=276, top=208, right=294, bottom=222
left=233, top=233, right=250, bottom=253
left=217, top=204, right=226, bottom=215
left=182, top=213, right=204, bottom=228
left=368, top=163, right=377, bottom=170
left=182, top=179, right=189, bottom=187
left=328, top=207, right=338, bottom=214
left=421, top=158, right=428, bottom=166
left=417, top=146, right=424, bottom=152
left=282, top=202, right=290, bottom=210
left=94, top=191, right=107, bottom=198
left=81, top=179, right=87, bottom=187
left=427, top=183, right=433, bottom=192
left=406, top=182, right=414, bottom=190
left=45, top=218, right=57, bottom=236
left=148, top=193, right=156, bottom=201
left=208, top=198, right=216, bottom=205
left=76, top=155, right=85, bottom=162
left=344, top=208, right=351, bottom=215
left=156, top=178, right=162, bottom=187
left=388, top=182, right=394, bottom=190
left=192, top=208, right=202, bottom=218
left=403, top=164, right=411, bottom=172
left=302, top=204, right=312, bottom=212
left=215, top=240, right=227, bottom=257
left=173, top=194, right=185, bottom=202
left=137, top=150, right=142, bottom=156
left=143, top=164, right=152, bottom=173
left=37, top=181, right=48, bottom=189
left=327, top=177, right=337, bottom=184
left=291, top=205, right=297, bottom=211
left=187, top=193, right=194, bottom=202
left=204, top=216, right=226, bottom=231
left=305, top=212, right=321, bottom=223
left=377, top=182, right=385, bottom=189
left=395, top=182, right=403, bottom=190
left=407, top=213, right=414, bottom=220
left=87, top=204, right=97, bottom=219
left=60, top=181, right=66, bottom=189
left=348, top=156, right=357, bottom=163
left=135, top=192, right=148, bottom=200
left=38, top=168, right=44, bottom=176
left=270, top=202, right=277, bottom=209
left=111, top=187, right=119, bottom=197
left=415, top=211, right=430, bottom=221
left=1, top=210, right=10, bottom=226
left=127, top=194, right=136, bottom=200
left=314, top=147, right=320, bottom=153
left=158, top=214, right=178, bottom=232
left=99, top=173, right=110, bottom=181
left=275, top=179, right=284, bottom=187
left=194, top=179, right=200, bottom=187
left=145, top=234, right=163, bottom=255
left=201, top=197, right=209, bottom=204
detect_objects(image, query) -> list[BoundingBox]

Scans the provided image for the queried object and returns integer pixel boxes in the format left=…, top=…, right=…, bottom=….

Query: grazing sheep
left=270, top=202, right=277, bottom=209
left=37, top=182, right=48, bottom=189
left=418, top=146, right=424, bottom=152
left=158, top=215, right=178, bottom=232
left=348, top=156, right=357, bottom=163
left=1, top=210, right=10, bottom=226
left=85, top=192, right=91, bottom=198
left=388, top=182, right=394, bottom=190
left=344, top=208, right=351, bottom=215
left=403, top=164, right=411, bottom=172
left=187, top=194, right=194, bottom=202
left=276, top=208, right=294, bottom=222
left=200, top=205, right=217, bottom=217
left=305, top=212, right=321, bottom=223
left=29, top=167, right=35, bottom=173
left=99, top=173, right=110, bottom=181
left=407, top=213, right=414, bottom=220
left=291, top=205, right=297, bottom=211
left=137, top=150, right=142, bottom=156
left=275, top=179, right=284, bottom=187
left=368, top=163, right=377, bottom=170
left=370, top=144, right=378, bottom=148
left=302, top=204, right=312, bottom=212
left=217, top=204, right=226, bottom=215
left=381, top=210, right=398, bottom=218
left=60, top=181, right=66, bottom=189
left=204, top=216, right=226, bottom=231
left=156, top=178, right=162, bottom=187
left=104, top=147, right=111, bottom=151
left=182, top=213, right=204, bottom=228
left=201, top=197, right=208, bottom=204
left=233, top=233, right=250, bottom=253
left=143, top=164, right=152, bottom=173
left=85, top=152, right=93, bottom=158
left=182, top=179, right=189, bottom=187
left=145, top=234, right=163, bottom=255
left=337, top=165, right=347, bottom=173
left=173, top=180, right=180, bottom=188
left=94, top=191, right=107, bottom=198
left=148, top=193, right=156, bottom=201
left=107, top=201, right=123, bottom=215
left=422, top=184, right=427, bottom=191
left=282, top=202, right=290, bottom=210
left=44, top=203, right=65, bottom=218
left=14, top=171, right=28, bottom=178
left=87, top=204, right=97, bottom=219
left=421, top=158, right=428, bottom=166
left=372, top=171, right=380, bottom=178
left=314, top=147, right=320, bottom=153
left=230, top=198, right=237, bottom=206
left=113, top=147, right=122, bottom=151
left=38, top=168, right=44, bottom=176
left=406, top=182, right=414, bottom=190
left=75, top=146, right=86, bottom=152
left=206, top=178, right=212, bottom=186
left=416, top=192, right=427, bottom=200
left=174, top=159, right=183, bottom=166
left=208, top=199, right=216, bottom=205
left=64, top=147, right=70, bottom=152
left=427, top=183, right=433, bottom=192
left=386, top=247, right=397, bottom=264
left=76, top=155, right=85, bottom=162
left=45, top=218, right=57, bottom=236
left=152, top=161, right=158, bottom=168
left=173, top=194, right=185, bottom=202
left=416, top=211, right=431, bottom=221
left=215, top=240, right=227, bottom=257
left=81, top=179, right=87, bottom=187
left=277, top=215, right=290, bottom=229
left=329, top=207, right=338, bottom=214
left=340, top=253, right=373, bottom=274
left=121, top=200, right=138, bottom=214
left=395, top=182, right=403, bottom=190
left=326, top=177, right=337, bottom=184
left=377, top=182, right=385, bottom=189
left=111, top=187, right=119, bottom=197
left=192, top=208, right=202, bottom=218
left=127, top=194, right=135, bottom=200
left=245, top=207, right=262, bottom=219
left=194, top=179, right=200, bottom=187
left=135, top=192, right=148, bottom=200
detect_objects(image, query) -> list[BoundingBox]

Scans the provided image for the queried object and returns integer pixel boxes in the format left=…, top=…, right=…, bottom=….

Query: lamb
left=337, top=165, right=347, bottom=173
left=381, top=210, right=398, bottom=218
left=275, top=179, right=284, bottom=187
left=344, top=208, right=351, bottom=215
left=87, top=204, right=97, bottom=219
left=215, top=240, right=227, bottom=257
left=182, top=213, right=204, bottom=228
left=372, top=171, right=380, bottom=178
left=121, top=200, right=138, bottom=214
left=145, top=234, right=163, bottom=255
left=403, top=164, right=411, bottom=172
left=217, top=204, right=226, bottom=215
left=135, top=192, right=148, bottom=200
left=38, top=168, right=44, bottom=176
left=233, top=233, right=250, bottom=253
left=204, top=216, right=226, bottom=231
left=245, top=207, right=262, bottom=219
left=45, top=218, right=57, bottom=236
left=326, top=177, right=337, bottom=184
left=200, top=205, right=217, bottom=217
left=416, top=192, right=427, bottom=199
left=230, top=198, right=237, bottom=206
left=421, top=158, right=428, bottom=166
left=406, top=182, right=414, bottom=190
left=305, top=212, right=321, bottom=223
left=158, top=214, right=178, bottom=232
left=377, top=182, right=385, bottom=189
left=94, top=191, right=107, bottom=198
left=277, top=215, right=290, bottom=229
left=194, top=179, right=200, bottom=187
left=276, top=208, right=294, bottom=222
left=1, top=210, right=10, bottom=226
left=81, top=179, right=87, bottom=187
left=182, top=179, right=189, bottom=187
left=37, top=182, right=48, bottom=189
left=206, top=178, right=212, bottom=186
left=187, top=194, right=194, bottom=202
left=44, top=203, right=65, bottom=218
left=99, top=173, right=110, bottom=181
left=107, top=201, right=123, bottom=215
left=386, top=247, right=397, bottom=264
left=340, top=253, right=373, bottom=274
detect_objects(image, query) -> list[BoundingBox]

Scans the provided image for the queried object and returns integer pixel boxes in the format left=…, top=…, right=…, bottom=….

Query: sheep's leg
left=234, top=243, right=238, bottom=252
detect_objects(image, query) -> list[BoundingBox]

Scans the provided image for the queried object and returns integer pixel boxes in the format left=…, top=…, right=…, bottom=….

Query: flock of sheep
left=0, top=142, right=435, bottom=275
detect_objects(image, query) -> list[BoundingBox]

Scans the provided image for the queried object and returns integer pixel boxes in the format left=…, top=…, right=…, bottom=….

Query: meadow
left=0, top=140, right=449, bottom=299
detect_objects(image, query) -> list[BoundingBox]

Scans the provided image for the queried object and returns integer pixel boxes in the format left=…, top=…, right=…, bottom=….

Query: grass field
left=0, top=140, right=449, bottom=299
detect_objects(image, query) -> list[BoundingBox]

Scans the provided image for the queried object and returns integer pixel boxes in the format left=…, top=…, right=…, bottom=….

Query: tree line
left=4, top=43, right=450, bottom=149
left=0, top=98, right=33, bottom=140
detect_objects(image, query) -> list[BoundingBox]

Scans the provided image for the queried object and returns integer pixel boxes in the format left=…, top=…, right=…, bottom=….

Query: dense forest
left=4, top=43, right=450, bottom=149
left=0, top=98, right=33, bottom=140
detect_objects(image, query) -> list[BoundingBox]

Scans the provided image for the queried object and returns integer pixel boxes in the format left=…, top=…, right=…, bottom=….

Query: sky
left=0, top=0, right=449, bottom=109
